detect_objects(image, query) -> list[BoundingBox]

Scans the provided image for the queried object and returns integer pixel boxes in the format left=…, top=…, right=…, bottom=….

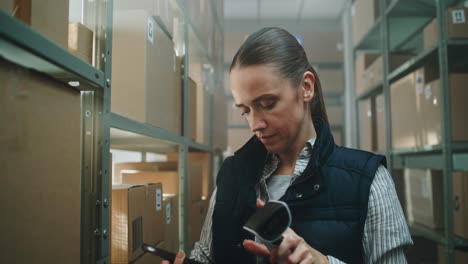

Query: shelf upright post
left=342, top=0, right=358, bottom=149
left=381, top=0, right=393, bottom=168
left=99, top=0, right=114, bottom=263
left=436, top=0, right=455, bottom=262
left=180, top=2, right=190, bottom=251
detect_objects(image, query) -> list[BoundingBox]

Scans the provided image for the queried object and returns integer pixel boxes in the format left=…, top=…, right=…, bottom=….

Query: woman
left=164, top=27, right=412, bottom=264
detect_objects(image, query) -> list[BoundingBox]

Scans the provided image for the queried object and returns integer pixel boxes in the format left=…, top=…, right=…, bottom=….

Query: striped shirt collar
left=258, top=137, right=317, bottom=201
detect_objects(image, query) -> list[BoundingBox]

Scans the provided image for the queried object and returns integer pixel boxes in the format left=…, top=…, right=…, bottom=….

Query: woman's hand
left=161, top=251, right=186, bottom=264
left=243, top=228, right=329, bottom=264
left=243, top=200, right=329, bottom=264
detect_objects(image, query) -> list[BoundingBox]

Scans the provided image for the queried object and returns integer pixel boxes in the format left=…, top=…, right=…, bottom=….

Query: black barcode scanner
left=243, top=200, right=292, bottom=246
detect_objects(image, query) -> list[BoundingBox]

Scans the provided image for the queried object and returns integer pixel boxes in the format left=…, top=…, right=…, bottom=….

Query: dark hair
left=230, top=27, right=328, bottom=124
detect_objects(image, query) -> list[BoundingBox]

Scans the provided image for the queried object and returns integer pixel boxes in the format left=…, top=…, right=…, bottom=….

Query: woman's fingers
left=172, top=251, right=186, bottom=264
left=243, top=239, right=271, bottom=256
left=256, top=199, right=265, bottom=208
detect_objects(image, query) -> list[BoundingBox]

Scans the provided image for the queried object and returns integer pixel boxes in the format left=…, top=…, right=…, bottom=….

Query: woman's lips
left=259, top=134, right=276, bottom=144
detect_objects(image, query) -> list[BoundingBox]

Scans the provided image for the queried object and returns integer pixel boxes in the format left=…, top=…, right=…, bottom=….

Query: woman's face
left=230, top=65, right=314, bottom=154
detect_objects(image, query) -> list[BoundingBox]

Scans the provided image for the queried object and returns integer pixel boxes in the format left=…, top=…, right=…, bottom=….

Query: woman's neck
left=277, top=115, right=316, bottom=172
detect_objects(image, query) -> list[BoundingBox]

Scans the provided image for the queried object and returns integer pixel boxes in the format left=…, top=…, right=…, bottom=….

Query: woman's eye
left=261, top=101, right=276, bottom=110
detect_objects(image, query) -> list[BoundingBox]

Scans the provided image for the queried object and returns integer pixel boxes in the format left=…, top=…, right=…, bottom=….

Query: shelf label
left=166, top=202, right=171, bottom=224
left=452, top=9, right=466, bottom=24
left=147, top=17, right=154, bottom=44
left=156, top=188, right=162, bottom=211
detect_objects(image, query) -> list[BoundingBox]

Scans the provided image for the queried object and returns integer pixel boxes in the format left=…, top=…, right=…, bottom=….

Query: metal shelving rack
left=344, top=0, right=468, bottom=263
left=1, top=0, right=225, bottom=263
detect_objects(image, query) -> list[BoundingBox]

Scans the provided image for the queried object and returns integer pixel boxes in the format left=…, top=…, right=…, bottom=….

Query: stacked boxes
left=355, top=54, right=379, bottom=96
left=163, top=194, right=179, bottom=253
left=111, top=185, right=147, bottom=263
left=375, top=94, right=386, bottom=152
left=112, top=10, right=182, bottom=135
left=358, top=97, right=374, bottom=152
left=453, top=172, right=468, bottom=240
left=68, top=23, right=94, bottom=64
left=404, top=169, right=444, bottom=229
left=166, top=152, right=213, bottom=200
left=351, top=0, right=379, bottom=45
left=423, top=7, right=468, bottom=49
left=0, top=0, right=70, bottom=48
left=113, top=159, right=208, bottom=252
left=188, top=77, right=198, bottom=141
left=391, top=64, right=468, bottom=149
left=390, top=72, right=422, bottom=149
left=0, top=58, right=81, bottom=264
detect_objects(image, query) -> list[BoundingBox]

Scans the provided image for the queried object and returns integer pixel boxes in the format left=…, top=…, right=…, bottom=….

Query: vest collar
left=233, top=117, right=335, bottom=183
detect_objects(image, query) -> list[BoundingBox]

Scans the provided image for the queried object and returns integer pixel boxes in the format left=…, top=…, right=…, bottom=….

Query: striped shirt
left=190, top=138, right=413, bottom=263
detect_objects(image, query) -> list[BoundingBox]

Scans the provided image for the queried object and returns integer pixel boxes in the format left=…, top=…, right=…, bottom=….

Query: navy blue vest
left=212, top=118, right=386, bottom=264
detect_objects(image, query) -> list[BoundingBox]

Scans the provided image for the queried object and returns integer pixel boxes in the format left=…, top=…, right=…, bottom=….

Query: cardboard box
left=390, top=72, right=423, bottom=149
left=327, top=106, right=344, bottom=126
left=8, top=0, right=69, bottom=48
left=358, top=97, right=374, bottom=152
left=114, top=162, right=161, bottom=185
left=163, top=194, right=179, bottom=252
left=122, top=171, right=178, bottom=194
left=196, top=83, right=210, bottom=144
left=0, top=58, right=81, bottom=264
left=453, top=171, right=468, bottom=240
left=317, top=69, right=344, bottom=94
left=351, top=0, right=379, bottom=45
left=112, top=10, right=181, bottom=135
left=437, top=245, right=468, bottom=264
left=121, top=162, right=203, bottom=201
left=188, top=77, right=198, bottom=141
left=366, top=54, right=412, bottom=91
left=375, top=93, right=386, bottom=152
left=404, top=169, right=444, bottom=229
left=420, top=74, right=468, bottom=145
left=111, top=185, right=146, bottom=263
left=424, top=7, right=468, bottom=50
left=228, top=128, right=253, bottom=153
left=355, top=53, right=379, bottom=96
left=331, top=129, right=342, bottom=146
left=145, top=183, right=165, bottom=246
left=166, top=152, right=213, bottom=200
left=68, top=22, right=94, bottom=64
left=214, top=84, right=228, bottom=150
left=188, top=199, right=209, bottom=249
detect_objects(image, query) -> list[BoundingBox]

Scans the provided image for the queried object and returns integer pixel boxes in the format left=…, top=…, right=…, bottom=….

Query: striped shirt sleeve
left=190, top=188, right=216, bottom=263
left=328, top=165, right=413, bottom=264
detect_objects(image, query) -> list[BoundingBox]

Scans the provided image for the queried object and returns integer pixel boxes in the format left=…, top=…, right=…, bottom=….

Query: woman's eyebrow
left=235, top=94, right=279, bottom=108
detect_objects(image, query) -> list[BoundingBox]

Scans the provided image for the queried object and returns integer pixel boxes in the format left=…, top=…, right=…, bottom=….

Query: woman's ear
left=302, top=71, right=315, bottom=102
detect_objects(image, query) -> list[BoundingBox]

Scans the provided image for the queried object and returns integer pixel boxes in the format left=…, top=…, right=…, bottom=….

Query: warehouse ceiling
left=224, top=0, right=348, bottom=33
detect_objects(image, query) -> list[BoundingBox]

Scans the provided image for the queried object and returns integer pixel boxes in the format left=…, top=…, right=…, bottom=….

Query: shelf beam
left=0, top=10, right=105, bottom=90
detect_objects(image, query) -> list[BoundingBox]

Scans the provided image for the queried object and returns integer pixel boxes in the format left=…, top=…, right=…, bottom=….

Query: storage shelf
left=110, top=112, right=186, bottom=146
left=176, top=0, right=216, bottom=69
left=0, top=10, right=105, bottom=90
left=409, top=223, right=446, bottom=245
left=392, top=152, right=444, bottom=170
left=355, top=83, right=383, bottom=101
left=392, top=145, right=443, bottom=155
left=354, top=16, right=383, bottom=51
left=388, top=44, right=438, bottom=84
left=454, top=236, right=468, bottom=248
left=109, top=113, right=213, bottom=153
left=453, top=153, right=468, bottom=171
